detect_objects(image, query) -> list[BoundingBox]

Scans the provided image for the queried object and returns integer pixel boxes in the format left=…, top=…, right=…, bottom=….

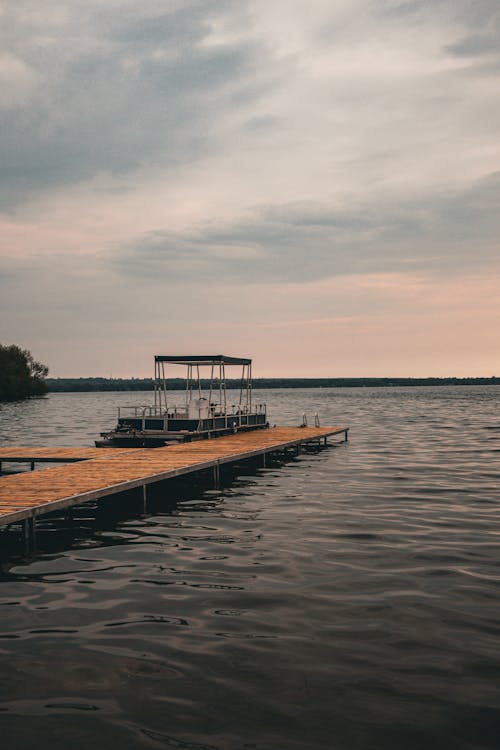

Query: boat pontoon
left=96, top=355, right=268, bottom=448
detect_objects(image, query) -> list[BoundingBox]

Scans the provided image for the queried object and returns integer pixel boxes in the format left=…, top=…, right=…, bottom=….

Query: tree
left=0, top=344, right=49, bottom=401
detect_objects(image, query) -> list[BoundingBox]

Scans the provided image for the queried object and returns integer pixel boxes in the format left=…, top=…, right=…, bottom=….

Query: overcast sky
left=1, top=0, right=499, bottom=377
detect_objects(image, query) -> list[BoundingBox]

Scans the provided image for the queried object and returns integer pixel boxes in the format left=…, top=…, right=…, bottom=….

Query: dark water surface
left=0, top=387, right=500, bottom=749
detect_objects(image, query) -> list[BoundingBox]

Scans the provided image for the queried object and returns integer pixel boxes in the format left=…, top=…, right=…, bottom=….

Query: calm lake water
left=0, top=386, right=500, bottom=750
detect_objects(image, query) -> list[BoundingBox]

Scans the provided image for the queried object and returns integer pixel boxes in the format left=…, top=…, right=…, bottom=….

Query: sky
left=1, top=0, right=499, bottom=378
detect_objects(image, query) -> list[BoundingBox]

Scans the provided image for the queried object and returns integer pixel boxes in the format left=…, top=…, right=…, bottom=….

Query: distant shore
left=45, top=376, right=500, bottom=392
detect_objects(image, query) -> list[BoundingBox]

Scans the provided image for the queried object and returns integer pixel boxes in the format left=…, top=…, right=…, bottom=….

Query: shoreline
left=44, top=376, right=500, bottom=393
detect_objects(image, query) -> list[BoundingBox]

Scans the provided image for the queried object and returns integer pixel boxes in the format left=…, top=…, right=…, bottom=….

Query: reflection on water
left=1, top=386, right=500, bottom=749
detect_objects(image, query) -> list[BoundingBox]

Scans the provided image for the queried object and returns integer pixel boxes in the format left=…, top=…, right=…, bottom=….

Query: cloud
left=1, top=1, right=500, bottom=376
left=443, top=1, right=500, bottom=61
left=377, top=0, right=499, bottom=23
left=2, top=0, right=499, bottom=213
left=447, top=34, right=500, bottom=58
left=113, top=172, right=500, bottom=283
left=0, top=1, right=269, bottom=209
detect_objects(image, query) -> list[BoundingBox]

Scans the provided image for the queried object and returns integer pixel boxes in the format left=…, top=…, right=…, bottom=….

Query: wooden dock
left=0, top=426, right=348, bottom=538
left=0, top=446, right=128, bottom=468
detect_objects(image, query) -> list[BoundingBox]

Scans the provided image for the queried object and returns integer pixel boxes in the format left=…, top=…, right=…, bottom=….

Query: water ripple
left=1, top=386, right=500, bottom=749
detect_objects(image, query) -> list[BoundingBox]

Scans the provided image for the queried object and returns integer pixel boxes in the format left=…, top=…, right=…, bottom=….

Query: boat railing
left=118, top=405, right=160, bottom=419
left=117, top=402, right=267, bottom=432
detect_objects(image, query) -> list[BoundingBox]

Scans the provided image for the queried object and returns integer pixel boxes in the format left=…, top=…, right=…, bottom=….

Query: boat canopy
left=152, top=355, right=254, bottom=419
left=154, top=355, right=251, bottom=366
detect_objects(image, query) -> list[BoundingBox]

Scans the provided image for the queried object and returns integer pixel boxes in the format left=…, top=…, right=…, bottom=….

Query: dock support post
left=344, top=429, right=349, bottom=442
left=24, top=518, right=36, bottom=554
left=0, top=460, right=2, bottom=476
left=213, top=462, right=220, bottom=488
left=262, top=453, right=266, bottom=468
left=142, top=484, right=148, bottom=514
left=30, top=461, right=35, bottom=472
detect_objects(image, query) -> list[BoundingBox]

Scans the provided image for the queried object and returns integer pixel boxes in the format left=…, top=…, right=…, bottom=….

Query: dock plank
left=0, top=447, right=132, bottom=462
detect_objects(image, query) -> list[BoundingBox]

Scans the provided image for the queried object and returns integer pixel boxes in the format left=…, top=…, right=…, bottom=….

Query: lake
left=0, top=386, right=499, bottom=749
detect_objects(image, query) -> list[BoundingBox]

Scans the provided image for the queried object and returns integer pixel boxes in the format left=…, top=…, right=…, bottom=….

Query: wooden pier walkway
left=0, top=426, right=348, bottom=534
left=0, top=446, right=128, bottom=465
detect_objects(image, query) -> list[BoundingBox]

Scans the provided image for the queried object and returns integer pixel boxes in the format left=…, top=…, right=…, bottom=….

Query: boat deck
left=0, top=426, right=347, bottom=529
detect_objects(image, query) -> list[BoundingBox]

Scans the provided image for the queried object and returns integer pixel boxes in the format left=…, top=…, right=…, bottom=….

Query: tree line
left=45, top=376, right=500, bottom=392
left=2, top=345, right=497, bottom=401
left=0, top=344, right=49, bottom=401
